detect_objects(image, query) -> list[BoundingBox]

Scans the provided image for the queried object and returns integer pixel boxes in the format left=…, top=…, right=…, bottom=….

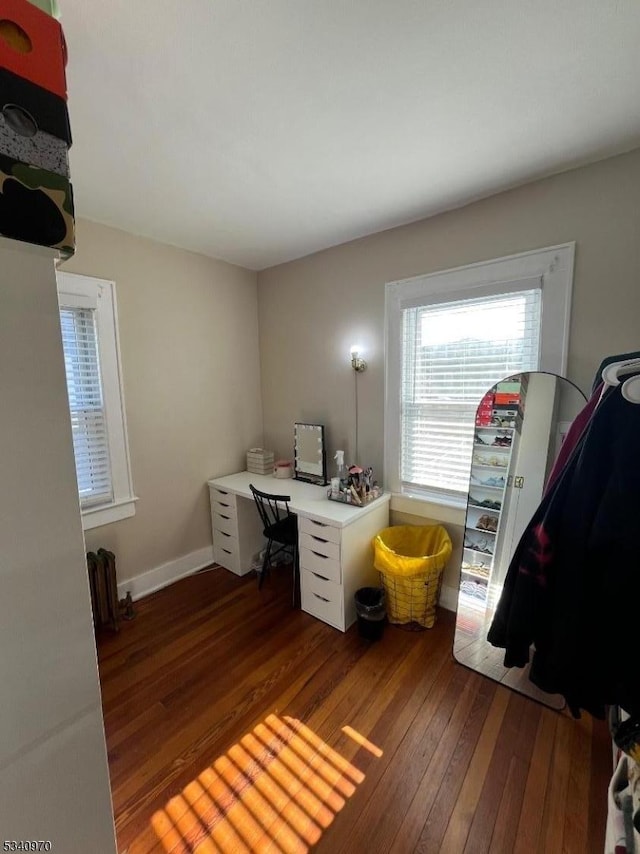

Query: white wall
left=60, top=219, right=263, bottom=591
left=257, top=147, right=640, bottom=594
left=0, top=238, right=116, bottom=851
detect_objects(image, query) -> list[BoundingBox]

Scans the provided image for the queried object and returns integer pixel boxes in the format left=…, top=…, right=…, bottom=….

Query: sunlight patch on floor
left=341, top=725, right=383, bottom=758
left=150, top=713, right=380, bottom=853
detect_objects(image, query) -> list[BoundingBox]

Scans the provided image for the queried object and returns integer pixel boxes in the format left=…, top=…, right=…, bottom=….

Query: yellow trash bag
left=373, top=525, right=452, bottom=628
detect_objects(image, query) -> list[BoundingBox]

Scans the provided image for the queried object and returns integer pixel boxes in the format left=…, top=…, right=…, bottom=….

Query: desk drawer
left=301, top=569, right=343, bottom=630
left=300, top=547, right=341, bottom=584
left=299, top=531, right=340, bottom=561
left=299, top=515, right=341, bottom=544
left=212, top=511, right=238, bottom=537
left=210, top=489, right=238, bottom=515
left=214, top=534, right=241, bottom=576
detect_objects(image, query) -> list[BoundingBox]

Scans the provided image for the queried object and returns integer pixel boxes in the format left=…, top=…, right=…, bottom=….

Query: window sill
left=81, top=497, right=137, bottom=531
left=390, top=491, right=467, bottom=526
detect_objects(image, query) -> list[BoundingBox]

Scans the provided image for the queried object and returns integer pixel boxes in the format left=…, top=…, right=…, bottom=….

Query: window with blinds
left=400, top=287, right=542, bottom=496
left=60, top=306, right=113, bottom=507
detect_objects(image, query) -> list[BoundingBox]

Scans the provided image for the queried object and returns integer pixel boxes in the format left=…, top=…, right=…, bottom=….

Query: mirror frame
left=454, top=371, right=587, bottom=709
left=293, top=422, right=328, bottom=485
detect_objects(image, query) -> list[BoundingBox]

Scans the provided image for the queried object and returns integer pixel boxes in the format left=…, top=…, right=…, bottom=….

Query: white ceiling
left=64, top=1, right=640, bottom=270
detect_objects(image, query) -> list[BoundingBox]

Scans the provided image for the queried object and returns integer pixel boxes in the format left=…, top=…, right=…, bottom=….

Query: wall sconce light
left=350, top=345, right=367, bottom=372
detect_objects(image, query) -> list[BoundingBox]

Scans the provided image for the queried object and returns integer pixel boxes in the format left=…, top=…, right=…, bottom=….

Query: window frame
left=57, top=271, right=136, bottom=530
left=384, top=243, right=575, bottom=508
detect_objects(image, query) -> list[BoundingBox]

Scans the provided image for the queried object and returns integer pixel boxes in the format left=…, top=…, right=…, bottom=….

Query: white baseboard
left=116, top=546, right=458, bottom=612
left=117, top=545, right=215, bottom=602
left=439, top=583, right=459, bottom=613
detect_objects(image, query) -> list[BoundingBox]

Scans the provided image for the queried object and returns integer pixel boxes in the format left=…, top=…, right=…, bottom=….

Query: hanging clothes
left=488, top=378, right=640, bottom=719
left=544, top=381, right=602, bottom=495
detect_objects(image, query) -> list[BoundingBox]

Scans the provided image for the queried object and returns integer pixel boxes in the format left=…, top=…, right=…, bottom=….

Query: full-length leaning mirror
left=453, top=372, right=587, bottom=708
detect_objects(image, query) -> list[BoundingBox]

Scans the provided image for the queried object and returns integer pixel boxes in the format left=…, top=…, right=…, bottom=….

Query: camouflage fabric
left=0, top=153, right=74, bottom=257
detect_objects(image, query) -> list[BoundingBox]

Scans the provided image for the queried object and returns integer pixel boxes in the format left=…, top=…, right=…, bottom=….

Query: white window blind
left=60, top=306, right=113, bottom=507
left=401, top=286, right=542, bottom=496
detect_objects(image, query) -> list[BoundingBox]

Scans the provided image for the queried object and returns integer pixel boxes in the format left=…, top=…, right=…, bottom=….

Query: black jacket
left=488, top=384, right=640, bottom=719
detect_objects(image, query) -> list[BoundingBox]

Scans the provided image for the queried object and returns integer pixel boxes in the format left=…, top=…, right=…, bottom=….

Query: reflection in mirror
left=453, top=372, right=587, bottom=709
left=294, top=422, right=327, bottom=485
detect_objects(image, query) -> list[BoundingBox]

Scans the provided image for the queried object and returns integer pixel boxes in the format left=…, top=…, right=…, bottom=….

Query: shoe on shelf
left=474, top=537, right=494, bottom=554
left=477, top=514, right=498, bottom=532
left=483, top=475, right=505, bottom=488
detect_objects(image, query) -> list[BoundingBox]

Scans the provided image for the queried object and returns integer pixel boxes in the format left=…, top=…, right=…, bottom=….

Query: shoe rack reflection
left=453, top=372, right=586, bottom=709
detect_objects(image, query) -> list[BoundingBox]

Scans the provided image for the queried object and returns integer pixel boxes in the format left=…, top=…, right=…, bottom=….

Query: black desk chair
left=249, top=484, right=299, bottom=605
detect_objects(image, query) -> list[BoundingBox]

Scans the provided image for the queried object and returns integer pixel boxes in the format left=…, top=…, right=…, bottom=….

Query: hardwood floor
left=97, top=565, right=611, bottom=853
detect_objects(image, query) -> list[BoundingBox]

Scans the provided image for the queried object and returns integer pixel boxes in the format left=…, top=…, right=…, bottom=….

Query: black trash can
left=354, top=587, right=386, bottom=640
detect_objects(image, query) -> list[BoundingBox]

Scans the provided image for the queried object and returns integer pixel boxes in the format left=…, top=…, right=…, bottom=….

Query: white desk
left=207, top=471, right=390, bottom=632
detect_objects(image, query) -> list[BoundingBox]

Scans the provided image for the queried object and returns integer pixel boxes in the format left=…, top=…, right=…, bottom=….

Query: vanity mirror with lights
left=453, top=371, right=587, bottom=709
left=293, top=422, right=327, bottom=485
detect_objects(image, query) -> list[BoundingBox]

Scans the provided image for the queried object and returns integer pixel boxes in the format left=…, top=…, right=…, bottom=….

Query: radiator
left=86, top=549, right=134, bottom=631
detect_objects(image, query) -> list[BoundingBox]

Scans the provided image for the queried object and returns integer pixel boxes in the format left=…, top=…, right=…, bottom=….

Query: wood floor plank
left=313, top=623, right=456, bottom=852
left=102, top=582, right=294, bottom=726
left=487, top=699, right=542, bottom=853
left=562, top=714, right=593, bottom=854
left=438, top=686, right=510, bottom=853
left=310, top=617, right=456, bottom=831
left=462, top=692, right=528, bottom=854
left=96, top=568, right=612, bottom=854
left=107, top=611, right=324, bottom=776
left=124, top=615, right=377, bottom=850
left=116, top=620, right=345, bottom=845
left=388, top=672, right=484, bottom=852
left=331, top=660, right=464, bottom=853
left=396, top=675, right=497, bottom=852
left=513, top=708, right=558, bottom=854
left=541, top=713, right=575, bottom=853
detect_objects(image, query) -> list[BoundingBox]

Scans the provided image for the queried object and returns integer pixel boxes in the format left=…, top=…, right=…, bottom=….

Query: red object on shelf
left=494, top=392, right=520, bottom=405
left=0, top=0, right=67, bottom=99
left=475, top=390, right=495, bottom=426
left=479, top=391, right=495, bottom=407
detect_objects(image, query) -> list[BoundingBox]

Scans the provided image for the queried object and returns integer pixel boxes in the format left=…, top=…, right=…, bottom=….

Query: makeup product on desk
left=349, top=484, right=362, bottom=505
left=327, top=460, right=382, bottom=504
left=274, top=459, right=293, bottom=479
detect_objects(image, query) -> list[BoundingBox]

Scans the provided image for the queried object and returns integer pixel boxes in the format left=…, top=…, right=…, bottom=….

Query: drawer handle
left=311, top=550, right=328, bottom=560
left=216, top=490, right=229, bottom=495
left=218, top=502, right=231, bottom=509
left=312, top=572, right=329, bottom=582
left=312, top=592, right=330, bottom=603
left=218, top=513, right=231, bottom=520
left=219, top=531, right=231, bottom=538
left=222, top=548, right=232, bottom=555
left=310, top=534, right=329, bottom=544
left=310, top=520, right=328, bottom=528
